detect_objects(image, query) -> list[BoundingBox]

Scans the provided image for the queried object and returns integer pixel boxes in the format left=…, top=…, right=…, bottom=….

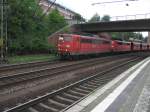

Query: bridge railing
left=111, top=13, right=150, bottom=21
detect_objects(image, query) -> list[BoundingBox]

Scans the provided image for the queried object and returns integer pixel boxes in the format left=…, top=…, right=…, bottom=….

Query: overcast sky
left=56, top=0, right=150, bottom=20
left=56, top=0, right=150, bottom=37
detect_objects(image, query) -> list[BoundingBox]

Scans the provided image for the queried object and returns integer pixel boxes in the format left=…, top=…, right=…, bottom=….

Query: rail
left=3, top=57, right=142, bottom=112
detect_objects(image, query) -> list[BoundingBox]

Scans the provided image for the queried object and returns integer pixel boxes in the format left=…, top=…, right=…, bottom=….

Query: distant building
left=39, top=0, right=78, bottom=24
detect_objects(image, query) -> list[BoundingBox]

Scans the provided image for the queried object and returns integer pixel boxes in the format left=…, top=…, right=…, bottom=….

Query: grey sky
left=56, top=0, right=150, bottom=20
left=56, top=0, right=150, bottom=37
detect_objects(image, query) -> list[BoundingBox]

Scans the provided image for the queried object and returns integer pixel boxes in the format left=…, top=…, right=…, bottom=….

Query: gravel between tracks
left=0, top=56, right=141, bottom=111
left=0, top=54, right=138, bottom=77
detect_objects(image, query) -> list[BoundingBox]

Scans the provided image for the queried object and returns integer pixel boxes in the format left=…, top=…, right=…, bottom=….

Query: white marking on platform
left=91, top=58, right=150, bottom=112
left=65, top=58, right=149, bottom=112
left=133, top=77, right=150, bottom=112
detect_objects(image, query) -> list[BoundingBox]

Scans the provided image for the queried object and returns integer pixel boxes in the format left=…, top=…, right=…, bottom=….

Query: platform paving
left=65, top=57, right=150, bottom=112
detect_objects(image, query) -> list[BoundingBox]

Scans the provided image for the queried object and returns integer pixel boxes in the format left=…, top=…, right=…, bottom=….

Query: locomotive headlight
left=59, top=37, right=64, bottom=40
left=66, top=45, right=70, bottom=48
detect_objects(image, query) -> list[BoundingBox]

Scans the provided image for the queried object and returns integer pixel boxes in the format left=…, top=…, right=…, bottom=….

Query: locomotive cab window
left=81, top=38, right=92, bottom=43
left=64, top=36, right=72, bottom=42
left=92, top=39, right=101, bottom=44
left=102, top=40, right=110, bottom=44
left=118, top=41, right=123, bottom=45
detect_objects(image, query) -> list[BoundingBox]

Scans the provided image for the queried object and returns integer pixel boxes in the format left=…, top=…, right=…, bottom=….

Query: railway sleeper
left=28, top=107, right=39, bottom=112
left=55, top=95, right=74, bottom=104
left=30, top=104, right=53, bottom=112
left=87, top=81, right=101, bottom=86
left=48, top=99, right=68, bottom=108
left=90, top=79, right=103, bottom=83
left=38, top=102, right=59, bottom=112
left=94, top=76, right=114, bottom=81
left=68, top=90, right=86, bottom=97
left=44, top=100, right=62, bottom=110
left=74, top=87, right=90, bottom=93
left=98, top=78, right=113, bottom=83
left=93, top=77, right=107, bottom=81
left=79, top=85, right=94, bottom=91
left=63, top=92, right=80, bottom=100
left=83, top=83, right=98, bottom=88
left=96, top=75, right=114, bottom=80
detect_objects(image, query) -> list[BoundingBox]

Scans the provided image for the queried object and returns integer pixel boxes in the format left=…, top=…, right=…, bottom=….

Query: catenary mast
left=0, top=0, right=8, bottom=63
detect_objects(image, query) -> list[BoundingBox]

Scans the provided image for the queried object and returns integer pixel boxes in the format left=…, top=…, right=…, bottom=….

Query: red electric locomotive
left=58, top=34, right=80, bottom=57
left=111, top=40, right=131, bottom=52
left=142, top=43, right=148, bottom=51
left=132, top=42, right=141, bottom=51
left=56, top=33, right=149, bottom=59
left=57, top=33, right=111, bottom=58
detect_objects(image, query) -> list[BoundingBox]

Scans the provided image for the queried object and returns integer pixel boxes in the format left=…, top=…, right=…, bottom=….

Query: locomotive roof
left=112, top=40, right=131, bottom=44
left=60, top=33, right=110, bottom=41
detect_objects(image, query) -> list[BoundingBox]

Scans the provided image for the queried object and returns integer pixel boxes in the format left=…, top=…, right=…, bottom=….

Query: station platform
left=65, top=57, right=150, bottom=112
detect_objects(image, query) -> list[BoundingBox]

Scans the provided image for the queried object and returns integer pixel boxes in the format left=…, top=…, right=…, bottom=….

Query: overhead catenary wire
left=92, top=0, right=138, bottom=6
left=40, top=0, right=57, bottom=19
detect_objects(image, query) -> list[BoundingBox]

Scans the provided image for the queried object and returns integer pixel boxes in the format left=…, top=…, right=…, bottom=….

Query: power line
left=40, top=0, right=57, bottom=19
left=92, top=0, right=138, bottom=6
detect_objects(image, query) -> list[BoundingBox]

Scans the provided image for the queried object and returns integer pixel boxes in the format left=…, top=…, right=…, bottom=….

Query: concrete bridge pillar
left=148, top=32, right=150, bottom=44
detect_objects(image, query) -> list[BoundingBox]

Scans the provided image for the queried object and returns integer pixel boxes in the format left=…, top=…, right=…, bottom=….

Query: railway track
left=0, top=53, right=140, bottom=76
left=0, top=60, right=61, bottom=75
left=0, top=55, right=132, bottom=89
left=0, top=55, right=124, bottom=76
left=3, top=57, right=142, bottom=112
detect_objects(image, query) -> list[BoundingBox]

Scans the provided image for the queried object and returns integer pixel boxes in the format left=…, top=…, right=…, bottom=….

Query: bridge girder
left=73, top=19, right=150, bottom=33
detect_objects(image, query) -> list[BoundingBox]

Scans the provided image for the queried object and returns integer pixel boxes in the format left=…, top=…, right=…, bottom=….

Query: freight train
left=50, top=33, right=149, bottom=59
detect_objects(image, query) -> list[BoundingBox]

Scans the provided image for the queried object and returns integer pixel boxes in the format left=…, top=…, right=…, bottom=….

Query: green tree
left=134, top=33, right=143, bottom=41
left=8, top=0, right=47, bottom=53
left=7, top=0, right=67, bottom=54
left=73, top=13, right=85, bottom=23
left=89, top=13, right=100, bottom=22
left=143, top=36, right=148, bottom=43
left=47, top=9, right=67, bottom=34
left=101, top=15, right=111, bottom=22
left=110, top=32, right=144, bottom=41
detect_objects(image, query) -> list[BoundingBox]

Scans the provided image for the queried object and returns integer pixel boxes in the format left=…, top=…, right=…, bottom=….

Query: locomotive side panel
left=133, top=43, right=141, bottom=51
left=55, top=33, right=149, bottom=60
left=80, top=37, right=93, bottom=54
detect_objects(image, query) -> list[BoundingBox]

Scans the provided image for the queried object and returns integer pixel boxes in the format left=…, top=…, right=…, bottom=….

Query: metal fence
left=111, top=13, right=150, bottom=21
